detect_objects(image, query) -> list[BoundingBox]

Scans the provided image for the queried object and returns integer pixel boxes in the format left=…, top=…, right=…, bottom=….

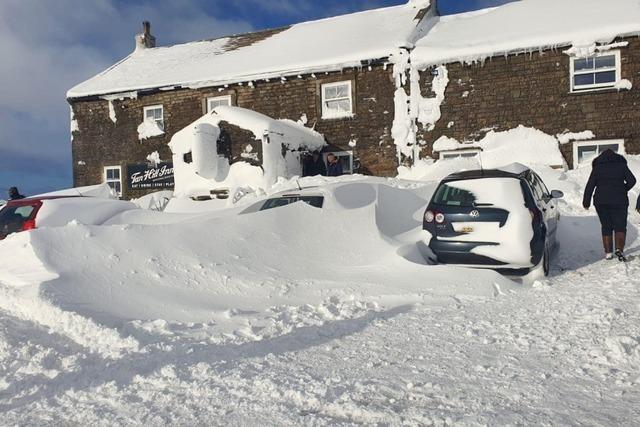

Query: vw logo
left=469, top=210, right=480, bottom=218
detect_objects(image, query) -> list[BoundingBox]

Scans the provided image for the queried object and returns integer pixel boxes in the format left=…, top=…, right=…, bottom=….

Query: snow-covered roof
left=412, top=0, right=640, bottom=68
left=68, top=1, right=431, bottom=99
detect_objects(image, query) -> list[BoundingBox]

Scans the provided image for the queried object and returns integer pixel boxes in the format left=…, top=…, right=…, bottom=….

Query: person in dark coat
left=7, top=187, right=25, bottom=200
left=326, top=153, right=344, bottom=177
left=302, top=152, right=327, bottom=177
left=583, top=149, right=637, bottom=261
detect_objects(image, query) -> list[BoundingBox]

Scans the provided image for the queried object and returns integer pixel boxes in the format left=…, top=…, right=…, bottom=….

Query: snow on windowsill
left=138, top=119, right=165, bottom=141
left=569, top=81, right=632, bottom=95
left=321, top=111, right=355, bottom=120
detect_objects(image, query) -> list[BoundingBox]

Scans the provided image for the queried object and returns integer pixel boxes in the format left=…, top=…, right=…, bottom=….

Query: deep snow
left=1, top=164, right=640, bottom=424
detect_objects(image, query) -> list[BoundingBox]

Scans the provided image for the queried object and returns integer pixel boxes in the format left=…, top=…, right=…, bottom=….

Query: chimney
left=135, top=21, right=156, bottom=51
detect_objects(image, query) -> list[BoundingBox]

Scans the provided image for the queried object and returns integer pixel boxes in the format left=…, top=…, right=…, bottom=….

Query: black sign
left=127, top=162, right=174, bottom=190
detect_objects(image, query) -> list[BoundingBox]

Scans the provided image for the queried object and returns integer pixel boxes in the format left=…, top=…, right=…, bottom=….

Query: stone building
left=405, top=0, right=640, bottom=169
left=67, top=1, right=435, bottom=199
left=67, top=0, right=640, bottom=199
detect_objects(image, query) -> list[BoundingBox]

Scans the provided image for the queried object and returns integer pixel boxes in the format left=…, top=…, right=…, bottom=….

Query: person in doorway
left=326, top=153, right=343, bottom=177
left=583, top=149, right=637, bottom=261
left=7, top=187, right=25, bottom=200
left=303, top=152, right=327, bottom=177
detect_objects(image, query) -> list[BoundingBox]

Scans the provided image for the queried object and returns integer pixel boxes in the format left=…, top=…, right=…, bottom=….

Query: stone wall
left=70, top=65, right=398, bottom=199
left=415, top=36, right=640, bottom=168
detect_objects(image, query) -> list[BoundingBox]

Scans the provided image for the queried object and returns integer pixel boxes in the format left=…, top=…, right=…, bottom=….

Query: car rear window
left=260, top=196, right=324, bottom=211
left=0, top=205, right=35, bottom=238
left=433, top=178, right=524, bottom=208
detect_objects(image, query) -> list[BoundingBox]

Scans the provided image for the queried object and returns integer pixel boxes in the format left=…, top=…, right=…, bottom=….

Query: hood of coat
left=593, top=149, right=626, bottom=166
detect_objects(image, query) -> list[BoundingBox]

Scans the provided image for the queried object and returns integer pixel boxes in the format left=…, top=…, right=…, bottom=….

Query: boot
left=603, top=234, right=613, bottom=259
left=615, top=232, right=627, bottom=262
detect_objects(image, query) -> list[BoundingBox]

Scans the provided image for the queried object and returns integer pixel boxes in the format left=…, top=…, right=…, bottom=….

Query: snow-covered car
left=240, top=188, right=325, bottom=214
left=422, top=164, right=563, bottom=276
left=0, top=196, right=138, bottom=240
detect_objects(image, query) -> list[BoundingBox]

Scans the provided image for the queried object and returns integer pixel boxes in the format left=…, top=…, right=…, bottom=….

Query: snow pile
left=0, top=180, right=515, bottom=347
left=556, top=130, right=595, bottom=145
left=68, top=2, right=431, bottom=98
left=131, top=190, right=174, bottom=211
left=401, top=126, right=566, bottom=182
left=169, top=106, right=326, bottom=198
left=33, top=183, right=116, bottom=199
left=146, top=151, right=161, bottom=165
left=137, top=119, right=164, bottom=140
left=614, top=79, right=633, bottom=91
left=412, top=0, right=640, bottom=68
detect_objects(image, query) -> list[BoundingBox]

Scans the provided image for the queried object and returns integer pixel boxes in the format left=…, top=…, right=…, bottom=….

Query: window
left=570, top=51, right=621, bottom=92
left=321, top=81, right=353, bottom=119
left=260, top=196, right=324, bottom=211
left=104, top=166, right=123, bottom=197
left=439, top=149, right=481, bottom=161
left=526, top=171, right=550, bottom=200
left=143, top=105, right=164, bottom=130
left=207, top=95, right=232, bottom=113
left=323, top=151, right=354, bottom=174
left=573, top=139, right=625, bottom=168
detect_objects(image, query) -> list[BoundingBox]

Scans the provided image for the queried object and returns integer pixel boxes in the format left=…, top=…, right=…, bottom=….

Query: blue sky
left=0, top=0, right=509, bottom=196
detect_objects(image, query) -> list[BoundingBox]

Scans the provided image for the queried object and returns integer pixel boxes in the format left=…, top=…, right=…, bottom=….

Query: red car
left=0, top=196, right=137, bottom=240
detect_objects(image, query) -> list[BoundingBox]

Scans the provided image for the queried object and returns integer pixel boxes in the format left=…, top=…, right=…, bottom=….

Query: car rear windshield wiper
left=473, top=203, right=494, bottom=207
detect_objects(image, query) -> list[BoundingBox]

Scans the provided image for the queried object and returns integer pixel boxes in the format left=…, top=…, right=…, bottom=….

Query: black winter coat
left=583, top=149, right=636, bottom=208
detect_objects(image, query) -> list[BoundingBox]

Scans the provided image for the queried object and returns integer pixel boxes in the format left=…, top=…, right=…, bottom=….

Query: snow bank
left=33, top=183, right=116, bottom=199
left=400, top=126, right=566, bottom=182
left=0, top=180, right=516, bottom=345
left=68, top=2, right=431, bottom=98
left=169, top=106, right=326, bottom=198
left=412, top=0, right=640, bottom=68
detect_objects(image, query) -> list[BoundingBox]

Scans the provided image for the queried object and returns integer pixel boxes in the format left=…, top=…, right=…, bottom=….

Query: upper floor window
left=321, top=81, right=353, bottom=119
left=104, top=166, right=122, bottom=197
left=143, top=105, right=164, bottom=130
left=207, top=95, right=232, bottom=113
left=570, top=51, right=621, bottom=92
left=573, top=139, right=625, bottom=168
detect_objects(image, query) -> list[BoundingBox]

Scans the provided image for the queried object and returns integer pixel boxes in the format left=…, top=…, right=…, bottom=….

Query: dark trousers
left=595, top=205, right=628, bottom=235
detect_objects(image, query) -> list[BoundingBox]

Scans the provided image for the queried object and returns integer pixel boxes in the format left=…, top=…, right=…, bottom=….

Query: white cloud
left=0, top=0, right=253, bottom=192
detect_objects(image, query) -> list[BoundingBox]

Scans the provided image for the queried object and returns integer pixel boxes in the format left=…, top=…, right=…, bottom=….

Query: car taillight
left=435, top=213, right=445, bottom=224
left=424, top=210, right=435, bottom=223
left=22, top=219, right=36, bottom=231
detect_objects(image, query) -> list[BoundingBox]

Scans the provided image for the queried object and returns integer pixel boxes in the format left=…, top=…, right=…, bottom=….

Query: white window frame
left=438, top=148, right=481, bottom=161
left=104, top=165, right=123, bottom=197
left=570, top=51, right=621, bottom=93
left=321, top=81, right=354, bottom=119
left=143, top=105, right=164, bottom=130
left=323, top=150, right=354, bottom=174
left=573, top=139, right=625, bottom=168
left=206, top=95, right=232, bottom=113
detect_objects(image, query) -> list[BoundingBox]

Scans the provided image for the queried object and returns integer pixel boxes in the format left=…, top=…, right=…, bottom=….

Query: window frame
left=321, top=81, right=354, bottom=120
left=570, top=50, right=621, bottom=93
left=206, top=95, right=232, bottom=113
left=573, top=139, right=625, bottom=168
left=438, top=148, right=481, bottom=160
left=104, top=165, right=123, bottom=197
left=323, top=150, right=354, bottom=174
left=143, top=105, right=164, bottom=130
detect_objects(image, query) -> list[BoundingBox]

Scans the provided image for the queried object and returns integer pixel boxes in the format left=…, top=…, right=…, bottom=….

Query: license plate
left=461, top=226, right=474, bottom=233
